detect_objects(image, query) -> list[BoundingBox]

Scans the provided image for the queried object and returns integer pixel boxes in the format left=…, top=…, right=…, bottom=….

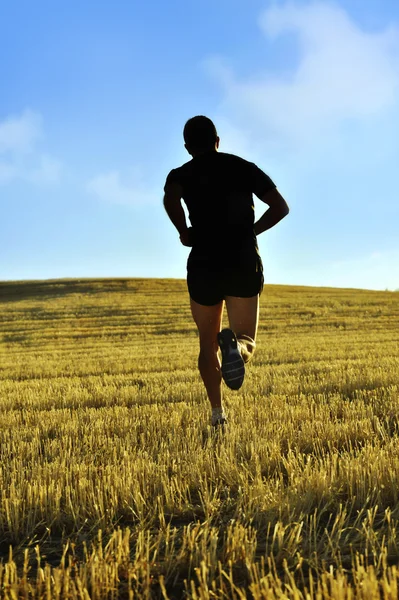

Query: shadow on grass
left=0, top=279, right=138, bottom=303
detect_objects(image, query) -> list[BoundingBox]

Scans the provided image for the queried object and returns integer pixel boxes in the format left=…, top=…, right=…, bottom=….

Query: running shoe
left=217, top=328, right=245, bottom=390
left=211, top=406, right=228, bottom=427
left=212, top=415, right=228, bottom=428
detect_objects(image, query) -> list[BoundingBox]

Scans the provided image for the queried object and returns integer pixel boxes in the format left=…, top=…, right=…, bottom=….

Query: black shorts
left=187, top=251, right=264, bottom=306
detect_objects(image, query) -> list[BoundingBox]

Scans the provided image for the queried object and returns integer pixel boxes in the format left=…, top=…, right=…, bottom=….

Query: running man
left=163, top=116, right=289, bottom=426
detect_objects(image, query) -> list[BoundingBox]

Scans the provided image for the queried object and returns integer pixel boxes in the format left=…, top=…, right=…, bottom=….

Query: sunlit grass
left=0, top=278, right=398, bottom=598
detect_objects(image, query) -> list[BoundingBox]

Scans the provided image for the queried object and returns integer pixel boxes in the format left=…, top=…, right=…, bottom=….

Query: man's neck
left=191, top=148, right=218, bottom=158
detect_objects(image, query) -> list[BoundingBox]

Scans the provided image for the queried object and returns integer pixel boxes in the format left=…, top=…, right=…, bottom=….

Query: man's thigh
left=190, top=298, right=224, bottom=347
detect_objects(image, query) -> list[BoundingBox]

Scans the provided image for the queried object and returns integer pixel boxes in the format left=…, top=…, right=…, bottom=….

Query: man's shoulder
left=171, top=158, right=194, bottom=174
left=217, top=151, right=248, bottom=162
left=164, top=158, right=194, bottom=187
left=165, top=152, right=253, bottom=185
left=217, top=152, right=255, bottom=173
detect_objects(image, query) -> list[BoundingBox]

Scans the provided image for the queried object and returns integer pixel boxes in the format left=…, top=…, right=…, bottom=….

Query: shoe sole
left=212, top=417, right=228, bottom=428
left=217, top=328, right=245, bottom=390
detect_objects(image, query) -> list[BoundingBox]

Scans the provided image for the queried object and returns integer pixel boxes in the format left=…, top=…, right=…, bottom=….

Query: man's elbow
left=163, top=194, right=173, bottom=211
left=276, top=197, right=289, bottom=220
left=263, top=189, right=289, bottom=218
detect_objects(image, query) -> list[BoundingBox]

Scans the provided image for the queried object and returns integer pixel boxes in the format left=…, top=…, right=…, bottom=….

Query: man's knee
left=199, top=339, right=218, bottom=356
left=198, top=336, right=218, bottom=357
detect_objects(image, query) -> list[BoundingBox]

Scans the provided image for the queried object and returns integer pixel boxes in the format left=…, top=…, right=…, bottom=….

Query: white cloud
left=204, top=1, right=399, bottom=152
left=87, top=168, right=157, bottom=207
left=0, top=109, right=62, bottom=186
left=201, top=2, right=399, bottom=290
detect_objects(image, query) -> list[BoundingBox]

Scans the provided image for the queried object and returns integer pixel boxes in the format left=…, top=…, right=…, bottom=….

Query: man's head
left=183, top=116, right=219, bottom=156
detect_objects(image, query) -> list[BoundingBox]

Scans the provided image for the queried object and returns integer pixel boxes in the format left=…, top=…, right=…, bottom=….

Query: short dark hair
left=183, top=116, right=218, bottom=151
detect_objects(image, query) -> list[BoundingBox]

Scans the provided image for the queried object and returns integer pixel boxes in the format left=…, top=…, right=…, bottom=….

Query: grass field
left=0, top=277, right=399, bottom=599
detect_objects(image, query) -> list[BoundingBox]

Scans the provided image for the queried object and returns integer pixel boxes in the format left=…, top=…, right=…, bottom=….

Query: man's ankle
left=238, top=335, right=256, bottom=364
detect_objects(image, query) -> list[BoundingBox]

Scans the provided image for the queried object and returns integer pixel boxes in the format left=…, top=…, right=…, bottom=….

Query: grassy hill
left=0, top=278, right=398, bottom=598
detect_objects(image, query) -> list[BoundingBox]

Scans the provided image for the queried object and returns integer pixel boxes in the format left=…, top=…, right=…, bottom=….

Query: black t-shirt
left=164, top=151, right=276, bottom=258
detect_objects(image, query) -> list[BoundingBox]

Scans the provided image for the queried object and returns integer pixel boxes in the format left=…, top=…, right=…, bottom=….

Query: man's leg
left=225, top=295, right=259, bottom=363
left=190, top=298, right=224, bottom=410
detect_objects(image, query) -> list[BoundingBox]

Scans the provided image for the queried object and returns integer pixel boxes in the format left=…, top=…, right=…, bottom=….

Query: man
left=163, top=116, right=289, bottom=426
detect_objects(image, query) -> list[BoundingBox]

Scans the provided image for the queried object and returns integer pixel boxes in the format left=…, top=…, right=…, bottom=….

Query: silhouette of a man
left=164, top=116, right=289, bottom=426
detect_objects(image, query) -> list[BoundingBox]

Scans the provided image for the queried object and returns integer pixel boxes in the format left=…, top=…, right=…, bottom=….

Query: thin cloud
left=28, top=155, right=63, bottom=185
left=267, top=249, right=399, bottom=291
left=0, top=109, right=42, bottom=154
left=0, top=162, right=18, bottom=184
left=87, top=169, right=157, bottom=207
left=329, top=249, right=399, bottom=290
left=0, top=110, right=62, bottom=186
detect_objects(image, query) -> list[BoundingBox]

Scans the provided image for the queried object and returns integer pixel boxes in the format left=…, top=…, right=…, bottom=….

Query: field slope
left=0, top=278, right=399, bottom=599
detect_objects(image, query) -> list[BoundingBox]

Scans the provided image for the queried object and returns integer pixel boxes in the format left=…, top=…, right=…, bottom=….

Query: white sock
left=212, top=406, right=226, bottom=425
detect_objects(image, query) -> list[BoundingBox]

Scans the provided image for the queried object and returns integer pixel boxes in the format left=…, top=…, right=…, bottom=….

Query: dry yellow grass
left=0, top=277, right=398, bottom=599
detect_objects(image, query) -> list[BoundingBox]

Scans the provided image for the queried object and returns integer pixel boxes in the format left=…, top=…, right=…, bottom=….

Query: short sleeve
left=164, top=169, right=180, bottom=191
left=247, top=162, right=276, bottom=199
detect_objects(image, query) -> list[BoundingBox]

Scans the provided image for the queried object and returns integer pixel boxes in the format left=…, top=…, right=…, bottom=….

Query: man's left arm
left=163, top=181, right=192, bottom=247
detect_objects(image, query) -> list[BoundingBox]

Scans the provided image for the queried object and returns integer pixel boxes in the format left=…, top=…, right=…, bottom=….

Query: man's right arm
left=253, top=188, right=289, bottom=236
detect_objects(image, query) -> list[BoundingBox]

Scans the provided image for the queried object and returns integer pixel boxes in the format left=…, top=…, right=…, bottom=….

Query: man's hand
left=179, top=227, right=193, bottom=247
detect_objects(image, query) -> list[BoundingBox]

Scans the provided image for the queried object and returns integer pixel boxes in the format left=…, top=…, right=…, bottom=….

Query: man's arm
left=163, top=181, right=192, bottom=246
left=254, top=188, right=289, bottom=236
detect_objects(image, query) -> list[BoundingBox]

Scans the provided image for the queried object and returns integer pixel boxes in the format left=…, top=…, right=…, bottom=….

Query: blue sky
left=1, top=0, right=398, bottom=290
